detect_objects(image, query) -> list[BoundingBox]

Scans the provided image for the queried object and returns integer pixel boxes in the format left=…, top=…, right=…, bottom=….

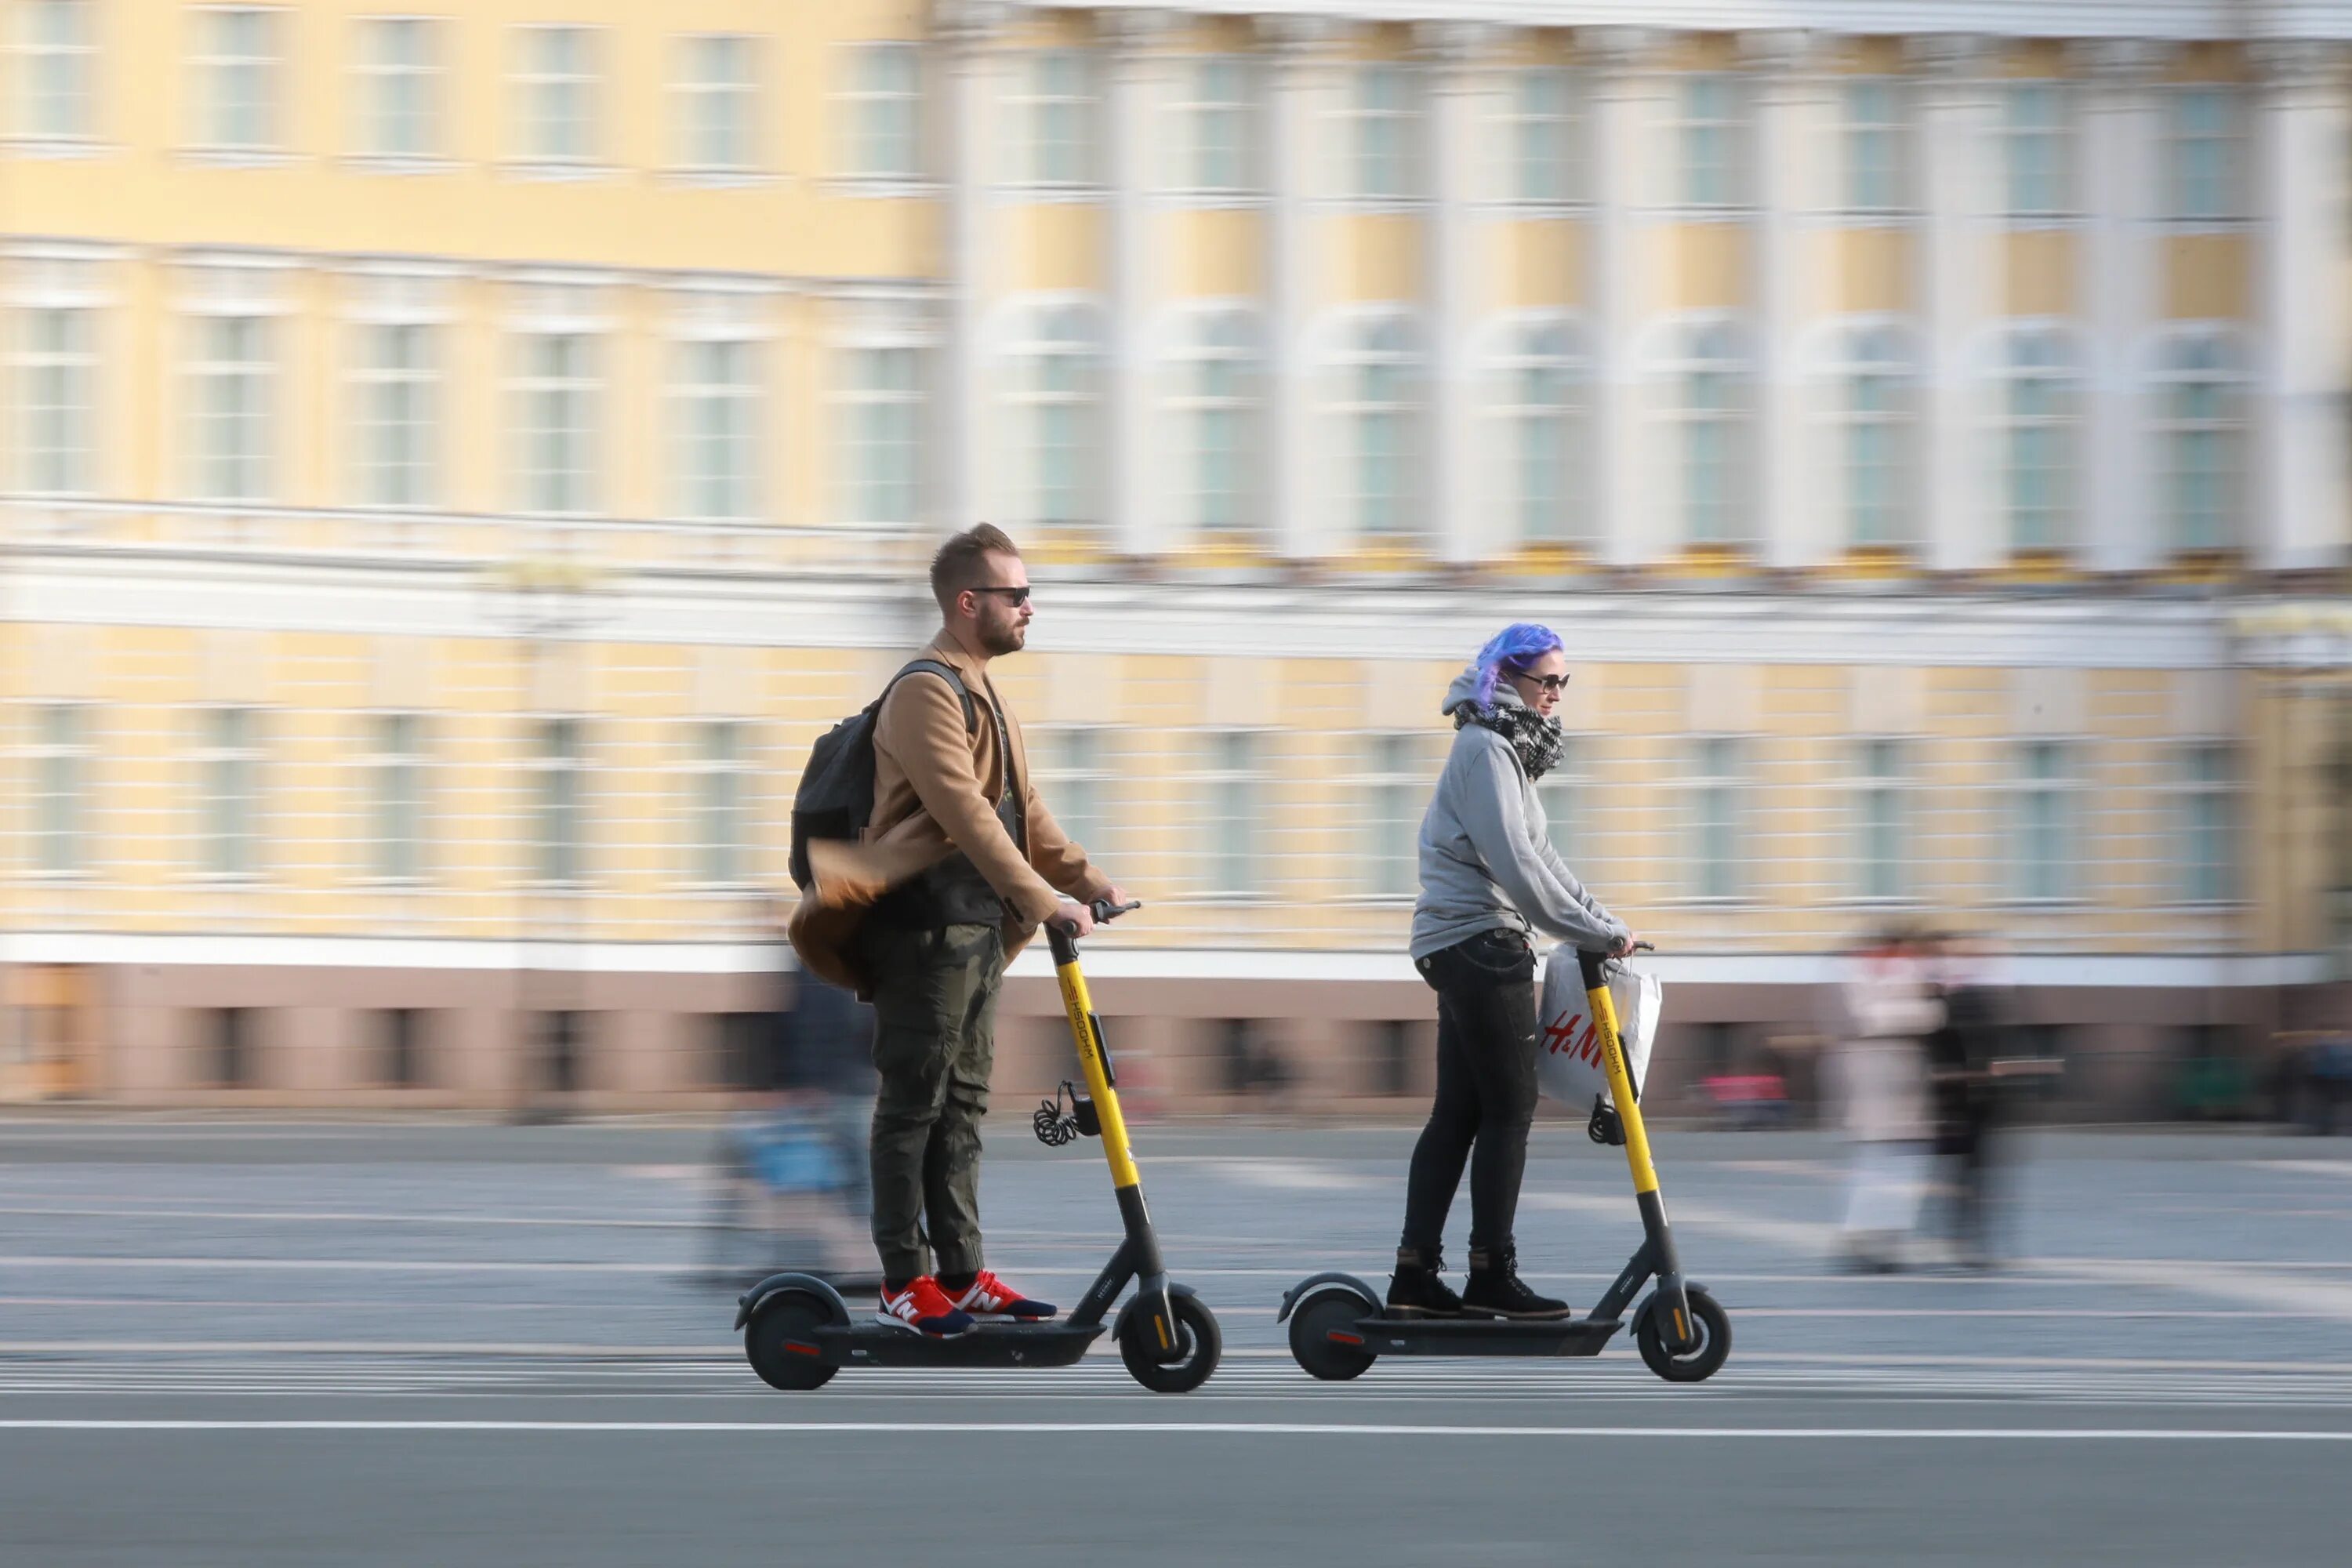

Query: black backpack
left=789, top=659, right=976, bottom=891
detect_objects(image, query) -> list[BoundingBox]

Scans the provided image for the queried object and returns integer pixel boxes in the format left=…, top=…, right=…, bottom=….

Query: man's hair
left=931, top=524, right=1021, bottom=615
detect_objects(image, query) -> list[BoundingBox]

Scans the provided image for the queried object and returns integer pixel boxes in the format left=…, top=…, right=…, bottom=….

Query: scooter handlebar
left=1049, top=898, right=1141, bottom=936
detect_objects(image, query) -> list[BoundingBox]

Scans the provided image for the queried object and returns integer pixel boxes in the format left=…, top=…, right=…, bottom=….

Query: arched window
left=2154, top=330, right=2245, bottom=553
left=1835, top=324, right=1914, bottom=549
left=1490, top=320, right=1587, bottom=546
left=1996, top=327, right=2078, bottom=554
left=1338, top=316, right=1419, bottom=539
left=1168, top=310, right=1258, bottom=537
left=1666, top=321, right=1748, bottom=547
left=1000, top=302, right=1100, bottom=530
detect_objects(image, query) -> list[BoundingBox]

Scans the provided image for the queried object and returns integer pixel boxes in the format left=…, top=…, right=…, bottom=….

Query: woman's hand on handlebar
left=1610, top=931, right=1642, bottom=959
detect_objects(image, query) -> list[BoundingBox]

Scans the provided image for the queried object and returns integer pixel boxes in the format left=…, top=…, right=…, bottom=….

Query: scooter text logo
left=1541, top=1010, right=1602, bottom=1065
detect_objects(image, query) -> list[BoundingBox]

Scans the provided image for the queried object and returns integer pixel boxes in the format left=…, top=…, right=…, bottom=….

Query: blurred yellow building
left=2, top=0, right=2348, bottom=1113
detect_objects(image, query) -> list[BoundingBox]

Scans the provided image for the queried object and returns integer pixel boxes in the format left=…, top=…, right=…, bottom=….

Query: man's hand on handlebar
left=1050, top=900, right=1096, bottom=938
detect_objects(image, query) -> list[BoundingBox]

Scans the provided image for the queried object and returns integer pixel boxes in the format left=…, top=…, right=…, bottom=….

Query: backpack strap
left=877, top=658, right=977, bottom=735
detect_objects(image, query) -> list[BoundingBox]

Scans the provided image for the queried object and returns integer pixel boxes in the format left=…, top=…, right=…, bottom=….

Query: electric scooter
left=737, top=900, right=1221, bottom=1394
left=1278, top=945, right=1731, bottom=1384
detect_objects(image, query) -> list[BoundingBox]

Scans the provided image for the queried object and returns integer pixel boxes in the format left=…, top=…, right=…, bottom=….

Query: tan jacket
left=789, top=633, right=1110, bottom=992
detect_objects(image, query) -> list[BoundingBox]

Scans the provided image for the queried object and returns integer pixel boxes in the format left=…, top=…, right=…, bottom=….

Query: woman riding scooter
left=1390, top=623, right=1637, bottom=1320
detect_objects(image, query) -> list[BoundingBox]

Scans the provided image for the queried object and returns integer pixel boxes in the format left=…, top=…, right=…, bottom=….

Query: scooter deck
left=809, top=1319, right=1105, bottom=1370
left=1349, top=1315, right=1624, bottom=1358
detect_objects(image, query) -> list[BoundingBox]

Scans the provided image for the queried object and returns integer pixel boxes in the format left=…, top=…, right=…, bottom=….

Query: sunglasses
left=1516, top=672, right=1570, bottom=694
left=971, top=586, right=1033, bottom=606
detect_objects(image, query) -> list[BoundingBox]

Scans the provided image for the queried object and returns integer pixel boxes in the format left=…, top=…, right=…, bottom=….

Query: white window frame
left=2001, top=82, right=2075, bottom=221
left=27, top=700, right=92, bottom=878
left=1835, top=323, right=1915, bottom=550
left=2165, top=85, right=2248, bottom=226
left=1174, top=55, right=1253, bottom=196
left=1000, top=299, right=1102, bottom=532
left=840, top=41, right=920, bottom=182
left=355, top=15, right=441, bottom=161
left=15, top=0, right=96, bottom=143
left=1539, top=731, right=1591, bottom=873
left=1359, top=730, right=1442, bottom=901
left=1029, top=725, right=1115, bottom=864
left=1345, top=63, right=1417, bottom=203
left=1169, top=307, right=1259, bottom=539
left=2172, top=741, right=2238, bottom=908
left=686, top=718, right=752, bottom=887
left=676, top=32, right=757, bottom=175
left=1683, top=734, right=1746, bottom=903
left=832, top=318, right=927, bottom=528
left=13, top=299, right=96, bottom=496
left=1849, top=736, right=1911, bottom=904
left=367, top=710, right=427, bottom=884
left=1194, top=729, right=1265, bottom=900
left=1013, top=48, right=1096, bottom=189
left=514, top=23, right=597, bottom=168
left=1337, top=314, right=1420, bottom=541
left=183, top=295, right=274, bottom=505
left=508, top=292, right=603, bottom=517
left=1488, top=318, right=1587, bottom=548
left=670, top=296, right=763, bottom=522
left=531, top=714, right=586, bottom=887
left=1504, top=69, right=1582, bottom=207
left=198, top=705, right=263, bottom=881
left=2009, top=737, right=2079, bottom=905
left=1842, top=78, right=1909, bottom=216
left=1996, top=324, right=2079, bottom=554
left=1675, top=74, right=1744, bottom=212
left=1664, top=319, right=1750, bottom=549
left=191, top=5, right=279, bottom=154
left=2152, top=328, right=2247, bottom=554
left=350, top=310, right=437, bottom=510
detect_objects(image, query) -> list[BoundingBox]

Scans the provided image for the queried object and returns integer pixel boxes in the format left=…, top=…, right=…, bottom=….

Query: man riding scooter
left=789, top=524, right=1131, bottom=1339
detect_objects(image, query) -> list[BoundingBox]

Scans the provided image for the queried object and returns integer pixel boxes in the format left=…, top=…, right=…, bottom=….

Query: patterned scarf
left=1458, top=697, right=1566, bottom=782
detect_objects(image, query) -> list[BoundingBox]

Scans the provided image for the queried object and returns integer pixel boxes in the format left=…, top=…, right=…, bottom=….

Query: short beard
left=978, top=618, right=1025, bottom=657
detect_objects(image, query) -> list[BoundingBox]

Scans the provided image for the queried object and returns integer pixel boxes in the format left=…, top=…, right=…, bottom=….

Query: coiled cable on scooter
left=1034, top=1083, right=1080, bottom=1147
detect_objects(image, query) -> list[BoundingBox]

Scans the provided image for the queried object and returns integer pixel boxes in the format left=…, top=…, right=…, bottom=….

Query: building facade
left=2, top=0, right=2349, bottom=1116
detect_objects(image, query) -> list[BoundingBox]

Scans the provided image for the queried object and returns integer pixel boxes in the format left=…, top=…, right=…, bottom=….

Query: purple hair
left=1472, top=622, right=1565, bottom=706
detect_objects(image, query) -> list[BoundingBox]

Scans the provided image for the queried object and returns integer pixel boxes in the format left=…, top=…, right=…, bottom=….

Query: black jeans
left=1399, top=927, right=1541, bottom=1260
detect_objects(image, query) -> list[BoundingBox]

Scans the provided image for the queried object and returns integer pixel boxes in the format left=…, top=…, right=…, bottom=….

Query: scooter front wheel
left=1119, top=1291, right=1221, bottom=1394
left=1635, top=1285, right=1730, bottom=1384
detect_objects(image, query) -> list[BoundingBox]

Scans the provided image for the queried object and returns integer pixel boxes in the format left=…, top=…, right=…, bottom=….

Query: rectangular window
left=1030, top=726, right=1114, bottom=862
left=16, top=304, right=95, bottom=495
left=1686, top=735, right=1742, bottom=901
left=514, top=329, right=596, bottom=515
left=31, top=702, right=90, bottom=876
left=194, top=7, right=277, bottom=151
left=517, top=24, right=596, bottom=164
left=1541, top=732, right=1587, bottom=869
left=1199, top=731, right=1260, bottom=898
left=2014, top=739, right=2074, bottom=902
left=354, top=320, right=435, bottom=508
left=370, top=711, right=426, bottom=882
left=2003, top=335, right=2074, bottom=552
left=1853, top=738, right=1907, bottom=902
left=678, top=33, right=755, bottom=172
left=690, top=720, right=749, bottom=886
left=1508, top=71, right=1580, bottom=205
left=200, top=706, right=261, bottom=878
left=844, top=42, right=919, bottom=180
left=1019, top=49, right=1094, bottom=187
left=1361, top=732, right=1440, bottom=899
left=2167, top=86, right=2245, bottom=223
left=1182, top=56, right=1251, bottom=193
left=1678, top=75, right=1743, bottom=209
left=533, top=716, right=585, bottom=885
left=190, top=312, right=270, bottom=503
left=1843, top=80, right=1907, bottom=214
left=1177, top=325, right=1254, bottom=535
left=16, top=0, right=94, bottom=141
left=674, top=336, right=758, bottom=521
left=2177, top=742, right=2236, bottom=906
left=837, top=343, right=923, bottom=525
left=358, top=16, right=438, bottom=158
left=1351, top=65, right=1414, bottom=200
left=2002, top=83, right=2073, bottom=219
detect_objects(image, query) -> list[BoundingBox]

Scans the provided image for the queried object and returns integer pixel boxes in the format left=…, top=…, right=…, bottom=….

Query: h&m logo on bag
left=1541, top=1008, right=1605, bottom=1065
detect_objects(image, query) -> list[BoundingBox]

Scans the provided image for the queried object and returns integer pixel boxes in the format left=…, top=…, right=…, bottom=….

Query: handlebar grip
left=1091, top=898, right=1142, bottom=923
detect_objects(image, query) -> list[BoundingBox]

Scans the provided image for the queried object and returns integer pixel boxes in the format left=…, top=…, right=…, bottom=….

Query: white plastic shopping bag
left=1534, top=949, right=1664, bottom=1109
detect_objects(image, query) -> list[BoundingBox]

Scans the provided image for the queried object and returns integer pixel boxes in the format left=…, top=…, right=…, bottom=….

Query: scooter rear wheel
left=745, top=1290, right=840, bottom=1392
left=1288, top=1290, right=1377, bottom=1381
left=1635, top=1285, right=1730, bottom=1384
left=1119, top=1290, right=1221, bottom=1394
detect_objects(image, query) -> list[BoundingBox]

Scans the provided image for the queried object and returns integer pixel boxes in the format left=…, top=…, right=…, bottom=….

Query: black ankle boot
left=1385, top=1247, right=1465, bottom=1318
left=1461, top=1246, right=1571, bottom=1320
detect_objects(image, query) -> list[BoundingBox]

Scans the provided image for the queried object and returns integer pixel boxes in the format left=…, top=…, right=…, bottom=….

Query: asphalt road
left=2, top=1115, right=2349, bottom=1566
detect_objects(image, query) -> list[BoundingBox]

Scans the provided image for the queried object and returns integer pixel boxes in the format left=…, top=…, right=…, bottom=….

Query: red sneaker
left=947, top=1270, right=1057, bottom=1321
left=878, top=1277, right=975, bottom=1338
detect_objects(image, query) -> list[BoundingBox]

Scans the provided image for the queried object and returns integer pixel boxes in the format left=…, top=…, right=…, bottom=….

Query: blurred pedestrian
left=1388, top=622, right=1635, bottom=1321
left=768, top=906, right=879, bottom=1222
left=1831, top=925, right=1942, bottom=1272
left=1924, top=934, right=2011, bottom=1269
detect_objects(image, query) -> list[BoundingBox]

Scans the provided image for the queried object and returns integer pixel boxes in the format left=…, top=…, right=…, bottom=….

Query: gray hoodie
left=1409, top=666, right=1629, bottom=962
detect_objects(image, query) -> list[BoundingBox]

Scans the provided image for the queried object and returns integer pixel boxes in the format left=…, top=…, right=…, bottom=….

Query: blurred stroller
left=701, top=938, right=879, bottom=1291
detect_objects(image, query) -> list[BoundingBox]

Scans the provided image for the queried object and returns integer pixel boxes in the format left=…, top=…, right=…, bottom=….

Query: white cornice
left=1053, top=2, right=2352, bottom=43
